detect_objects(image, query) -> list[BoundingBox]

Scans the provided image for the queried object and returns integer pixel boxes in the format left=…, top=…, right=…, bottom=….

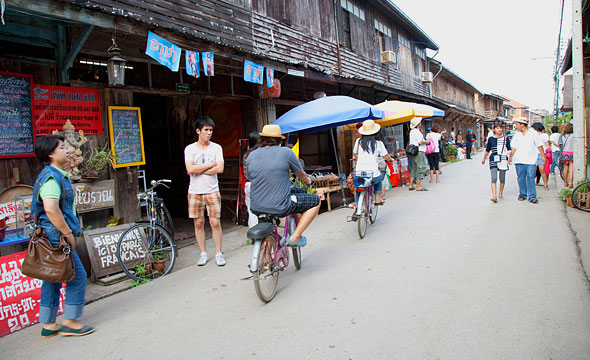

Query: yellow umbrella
left=343, top=100, right=444, bottom=130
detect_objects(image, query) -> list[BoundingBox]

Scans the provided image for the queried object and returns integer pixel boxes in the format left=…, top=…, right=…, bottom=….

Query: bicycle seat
left=247, top=222, right=274, bottom=239
left=253, top=212, right=282, bottom=225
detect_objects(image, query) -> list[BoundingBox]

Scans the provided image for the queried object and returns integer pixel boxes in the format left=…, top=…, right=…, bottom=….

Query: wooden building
left=0, top=0, right=443, bottom=235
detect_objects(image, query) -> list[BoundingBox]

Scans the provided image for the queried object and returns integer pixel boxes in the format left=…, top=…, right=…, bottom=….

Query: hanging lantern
left=107, top=39, right=126, bottom=87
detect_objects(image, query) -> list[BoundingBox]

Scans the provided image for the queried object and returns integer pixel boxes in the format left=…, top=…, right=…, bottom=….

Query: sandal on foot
left=491, top=198, right=497, bottom=203
left=374, top=201, right=384, bottom=206
left=41, top=328, right=59, bottom=339
left=286, top=236, right=307, bottom=247
left=518, top=196, right=526, bottom=201
left=58, top=325, right=95, bottom=337
left=409, top=187, right=415, bottom=191
left=529, top=199, right=538, bottom=204
left=416, top=188, right=429, bottom=191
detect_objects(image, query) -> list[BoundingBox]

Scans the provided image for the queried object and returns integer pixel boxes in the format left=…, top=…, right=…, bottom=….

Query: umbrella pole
left=330, top=128, right=348, bottom=207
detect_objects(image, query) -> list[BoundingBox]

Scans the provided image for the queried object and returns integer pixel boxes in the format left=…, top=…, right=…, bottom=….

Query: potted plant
left=573, top=180, right=590, bottom=210
left=559, top=187, right=574, bottom=207
left=80, top=143, right=119, bottom=180
left=445, top=145, right=458, bottom=160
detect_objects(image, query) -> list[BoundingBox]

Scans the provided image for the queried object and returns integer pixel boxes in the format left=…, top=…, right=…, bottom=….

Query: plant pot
left=448, top=155, right=456, bottom=160
left=566, top=197, right=574, bottom=208
left=152, top=259, right=166, bottom=273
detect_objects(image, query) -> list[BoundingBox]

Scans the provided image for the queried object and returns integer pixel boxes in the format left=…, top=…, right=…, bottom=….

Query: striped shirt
left=485, top=136, right=511, bottom=169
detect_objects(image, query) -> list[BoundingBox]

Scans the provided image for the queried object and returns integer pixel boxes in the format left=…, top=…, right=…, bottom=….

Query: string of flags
left=145, top=31, right=274, bottom=87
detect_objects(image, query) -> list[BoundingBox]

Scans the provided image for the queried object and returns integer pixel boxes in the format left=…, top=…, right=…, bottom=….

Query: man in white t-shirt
left=508, top=118, right=545, bottom=203
left=184, top=117, right=226, bottom=266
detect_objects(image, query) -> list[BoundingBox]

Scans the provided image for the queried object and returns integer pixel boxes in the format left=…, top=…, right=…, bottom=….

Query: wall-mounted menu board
left=0, top=72, right=34, bottom=159
left=108, top=106, right=146, bottom=168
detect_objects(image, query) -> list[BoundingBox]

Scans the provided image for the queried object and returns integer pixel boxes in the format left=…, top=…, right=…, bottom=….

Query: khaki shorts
left=187, top=192, right=221, bottom=219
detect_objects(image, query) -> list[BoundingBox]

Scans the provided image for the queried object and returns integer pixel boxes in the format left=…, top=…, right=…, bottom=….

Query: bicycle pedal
left=240, top=275, right=255, bottom=280
left=346, top=215, right=358, bottom=222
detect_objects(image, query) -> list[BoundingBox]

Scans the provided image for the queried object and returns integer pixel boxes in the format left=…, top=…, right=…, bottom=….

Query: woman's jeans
left=551, top=150, right=562, bottom=174
left=354, top=176, right=383, bottom=203
left=515, top=164, right=537, bottom=201
left=39, top=227, right=87, bottom=323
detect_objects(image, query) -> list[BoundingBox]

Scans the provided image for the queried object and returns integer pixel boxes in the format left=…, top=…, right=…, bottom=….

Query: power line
left=553, top=0, right=566, bottom=120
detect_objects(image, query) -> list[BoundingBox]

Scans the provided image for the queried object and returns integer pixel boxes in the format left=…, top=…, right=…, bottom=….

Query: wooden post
left=102, top=88, right=140, bottom=222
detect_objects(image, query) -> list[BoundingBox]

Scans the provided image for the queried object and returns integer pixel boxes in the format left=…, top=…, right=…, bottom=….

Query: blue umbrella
left=274, top=96, right=385, bottom=134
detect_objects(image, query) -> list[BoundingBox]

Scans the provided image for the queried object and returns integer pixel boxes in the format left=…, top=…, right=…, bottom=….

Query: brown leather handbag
left=20, top=227, right=76, bottom=283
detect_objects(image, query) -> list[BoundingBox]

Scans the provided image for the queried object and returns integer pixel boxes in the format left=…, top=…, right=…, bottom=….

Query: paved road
left=3, top=152, right=590, bottom=359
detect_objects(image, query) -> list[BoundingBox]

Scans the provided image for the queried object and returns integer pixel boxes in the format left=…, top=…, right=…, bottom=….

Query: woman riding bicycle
left=246, top=124, right=320, bottom=247
left=353, top=120, right=394, bottom=206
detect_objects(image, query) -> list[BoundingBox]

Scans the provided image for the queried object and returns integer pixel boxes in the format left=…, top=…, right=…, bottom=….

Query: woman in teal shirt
left=31, top=135, right=94, bottom=338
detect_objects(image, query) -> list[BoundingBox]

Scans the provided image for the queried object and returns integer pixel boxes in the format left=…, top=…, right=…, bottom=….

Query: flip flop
left=529, top=199, right=538, bottom=204
left=374, top=201, right=384, bottom=206
left=286, top=236, right=307, bottom=247
left=41, top=328, right=59, bottom=339
left=58, top=325, right=95, bottom=337
left=518, top=196, right=526, bottom=201
left=416, top=188, right=429, bottom=191
left=490, top=198, right=497, bottom=203
left=409, top=187, right=415, bottom=191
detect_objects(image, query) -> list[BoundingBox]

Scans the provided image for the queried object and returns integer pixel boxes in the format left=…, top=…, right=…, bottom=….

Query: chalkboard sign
left=108, top=106, right=146, bottom=168
left=82, top=223, right=153, bottom=278
left=0, top=72, right=34, bottom=159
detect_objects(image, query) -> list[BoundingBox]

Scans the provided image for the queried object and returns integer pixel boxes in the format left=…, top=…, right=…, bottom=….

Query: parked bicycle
left=116, top=179, right=177, bottom=281
left=347, top=170, right=378, bottom=239
left=246, top=212, right=302, bottom=303
left=571, top=179, right=590, bottom=212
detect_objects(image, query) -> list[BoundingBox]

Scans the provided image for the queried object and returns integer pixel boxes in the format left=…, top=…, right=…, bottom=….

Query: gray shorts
left=490, top=168, right=506, bottom=184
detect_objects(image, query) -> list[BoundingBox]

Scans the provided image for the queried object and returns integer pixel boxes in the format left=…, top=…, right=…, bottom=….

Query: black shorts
left=426, top=152, right=440, bottom=171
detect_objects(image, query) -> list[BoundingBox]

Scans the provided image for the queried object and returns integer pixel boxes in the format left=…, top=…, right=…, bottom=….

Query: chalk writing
left=108, top=107, right=145, bottom=168
left=0, top=72, right=34, bottom=159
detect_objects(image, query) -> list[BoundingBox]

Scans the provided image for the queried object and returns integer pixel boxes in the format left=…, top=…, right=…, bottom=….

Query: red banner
left=0, top=251, right=64, bottom=338
left=33, top=85, right=102, bottom=136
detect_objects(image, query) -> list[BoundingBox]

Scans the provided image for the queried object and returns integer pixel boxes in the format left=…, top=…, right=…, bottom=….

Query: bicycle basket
left=352, top=170, right=374, bottom=189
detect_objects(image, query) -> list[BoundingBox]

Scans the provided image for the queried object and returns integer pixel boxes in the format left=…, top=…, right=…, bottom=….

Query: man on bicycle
left=245, top=124, right=320, bottom=247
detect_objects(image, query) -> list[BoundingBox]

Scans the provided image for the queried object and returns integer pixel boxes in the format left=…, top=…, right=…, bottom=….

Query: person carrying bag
left=24, top=135, right=94, bottom=338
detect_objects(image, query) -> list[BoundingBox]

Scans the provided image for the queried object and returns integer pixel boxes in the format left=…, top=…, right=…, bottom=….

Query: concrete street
left=2, top=151, right=590, bottom=359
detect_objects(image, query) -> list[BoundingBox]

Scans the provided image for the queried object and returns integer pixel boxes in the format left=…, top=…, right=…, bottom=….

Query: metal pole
left=330, top=128, right=348, bottom=206
left=572, top=0, right=587, bottom=181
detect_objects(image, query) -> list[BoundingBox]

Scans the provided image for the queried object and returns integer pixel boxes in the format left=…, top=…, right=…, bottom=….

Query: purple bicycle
left=347, top=170, right=378, bottom=239
left=247, top=213, right=301, bottom=303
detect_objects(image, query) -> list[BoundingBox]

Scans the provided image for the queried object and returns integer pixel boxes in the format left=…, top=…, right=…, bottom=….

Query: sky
left=393, top=0, right=571, bottom=111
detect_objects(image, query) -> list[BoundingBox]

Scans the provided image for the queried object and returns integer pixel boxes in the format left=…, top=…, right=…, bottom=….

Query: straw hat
left=410, top=117, right=422, bottom=129
left=259, top=124, right=285, bottom=139
left=514, top=117, right=529, bottom=125
left=358, top=120, right=381, bottom=135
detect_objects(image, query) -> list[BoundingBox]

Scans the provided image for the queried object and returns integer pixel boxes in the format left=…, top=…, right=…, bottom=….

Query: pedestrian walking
left=243, top=131, right=260, bottom=228
left=408, top=117, right=430, bottom=191
left=560, top=123, right=574, bottom=188
left=549, top=125, right=563, bottom=176
left=184, top=116, right=226, bottom=266
left=465, top=128, right=476, bottom=159
left=30, top=135, right=94, bottom=338
left=509, top=118, right=545, bottom=204
left=532, top=122, right=550, bottom=191
left=481, top=123, right=511, bottom=203
left=425, top=124, right=442, bottom=183
left=439, top=130, right=447, bottom=163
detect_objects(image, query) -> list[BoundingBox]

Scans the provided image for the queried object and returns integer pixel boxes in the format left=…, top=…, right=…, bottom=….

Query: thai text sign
left=32, top=85, right=102, bottom=136
left=145, top=31, right=181, bottom=72
left=0, top=251, right=65, bottom=338
left=0, top=72, right=34, bottom=159
left=244, top=60, right=264, bottom=84
left=73, top=180, right=115, bottom=213
left=83, top=224, right=150, bottom=278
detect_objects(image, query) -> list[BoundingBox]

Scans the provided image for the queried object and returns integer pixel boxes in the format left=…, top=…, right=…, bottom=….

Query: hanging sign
left=32, top=85, right=102, bottom=136
left=266, top=68, right=274, bottom=88
left=0, top=72, right=34, bottom=159
left=244, top=60, right=264, bottom=85
left=175, top=83, right=190, bottom=93
left=185, top=51, right=200, bottom=78
left=202, top=52, right=214, bottom=76
left=0, top=251, right=65, bottom=338
left=145, top=31, right=181, bottom=72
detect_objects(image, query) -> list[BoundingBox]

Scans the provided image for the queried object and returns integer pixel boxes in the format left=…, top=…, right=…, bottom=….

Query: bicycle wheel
left=292, top=247, right=302, bottom=270
left=116, top=223, right=177, bottom=281
left=357, top=208, right=368, bottom=239
left=158, top=204, right=175, bottom=236
left=369, top=196, right=378, bottom=224
left=254, top=235, right=279, bottom=303
left=572, top=181, right=590, bottom=212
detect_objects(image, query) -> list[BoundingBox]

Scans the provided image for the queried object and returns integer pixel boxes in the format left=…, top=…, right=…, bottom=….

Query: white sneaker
left=198, top=252, right=208, bottom=266
left=215, top=252, right=226, bottom=266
